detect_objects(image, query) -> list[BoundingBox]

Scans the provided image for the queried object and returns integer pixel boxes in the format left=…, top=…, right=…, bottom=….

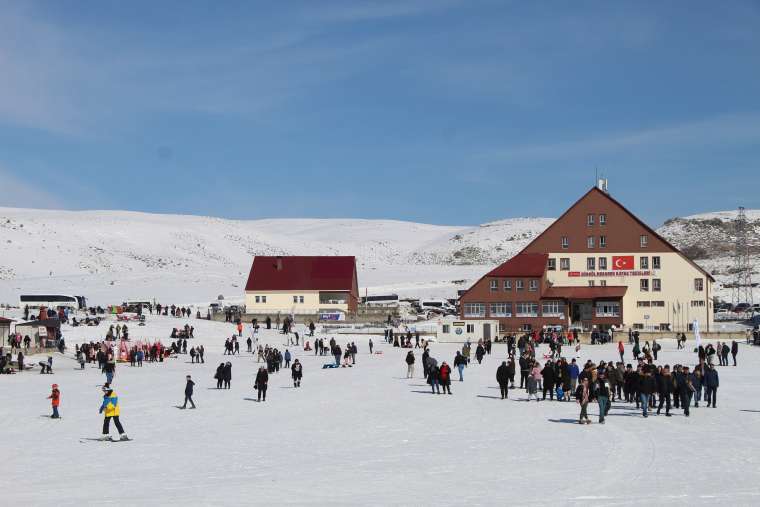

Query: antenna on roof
left=596, top=171, right=608, bottom=193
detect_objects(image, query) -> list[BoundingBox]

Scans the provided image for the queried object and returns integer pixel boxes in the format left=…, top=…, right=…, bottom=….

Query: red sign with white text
left=612, top=256, right=634, bottom=270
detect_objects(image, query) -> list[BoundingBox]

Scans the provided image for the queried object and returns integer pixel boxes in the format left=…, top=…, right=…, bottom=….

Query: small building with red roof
left=244, top=256, right=359, bottom=315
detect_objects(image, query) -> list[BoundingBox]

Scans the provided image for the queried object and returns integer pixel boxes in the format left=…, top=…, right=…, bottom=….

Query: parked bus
left=19, top=294, right=87, bottom=310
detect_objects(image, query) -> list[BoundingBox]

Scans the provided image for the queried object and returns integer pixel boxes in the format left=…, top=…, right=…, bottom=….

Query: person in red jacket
left=48, top=384, right=61, bottom=419
left=439, top=362, right=452, bottom=395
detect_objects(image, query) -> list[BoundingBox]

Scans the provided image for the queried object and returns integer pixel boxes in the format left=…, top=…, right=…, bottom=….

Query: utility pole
left=732, top=207, right=754, bottom=308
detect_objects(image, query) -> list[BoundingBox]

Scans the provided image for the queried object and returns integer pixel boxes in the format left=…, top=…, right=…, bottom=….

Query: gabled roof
left=0, top=317, right=14, bottom=324
left=245, top=256, right=357, bottom=292
left=485, top=253, right=548, bottom=277
left=519, top=186, right=715, bottom=282
left=543, top=286, right=628, bottom=299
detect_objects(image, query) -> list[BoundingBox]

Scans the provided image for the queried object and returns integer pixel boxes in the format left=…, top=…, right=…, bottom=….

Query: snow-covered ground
left=2, top=313, right=759, bottom=505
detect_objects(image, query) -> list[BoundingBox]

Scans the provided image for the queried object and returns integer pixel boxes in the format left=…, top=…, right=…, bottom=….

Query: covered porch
left=542, top=286, right=627, bottom=332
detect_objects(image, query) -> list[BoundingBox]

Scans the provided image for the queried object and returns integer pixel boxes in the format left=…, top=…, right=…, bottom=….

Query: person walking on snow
left=439, top=362, right=452, bottom=395
left=181, top=375, right=196, bottom=409
left=454, top=351, right=466, bottom=381
left=496, top=361, right=509, bottom=399
left=291, top=359, right=303, bottom=388
left=255, top=367, right=269, bottom=402
left=576, top=377, right=591, bottom=424
left=99, top=384, right=128, bottom=440
left=48, top=384, right=61, bottom=418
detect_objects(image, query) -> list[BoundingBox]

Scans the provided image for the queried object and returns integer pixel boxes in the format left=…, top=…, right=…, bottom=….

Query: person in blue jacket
left=568, top=358, right=580, bottom=397
left=284, top=349, right=291, bottom=369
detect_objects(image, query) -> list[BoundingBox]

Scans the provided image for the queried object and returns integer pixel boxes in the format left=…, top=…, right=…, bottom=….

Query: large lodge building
left=459, top=184, right=714, bottom=333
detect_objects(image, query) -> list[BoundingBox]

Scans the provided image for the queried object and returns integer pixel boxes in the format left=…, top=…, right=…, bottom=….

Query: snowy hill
left=1, top=206, right=756, bottom=306
left=0, top=208, right=551, bottom=305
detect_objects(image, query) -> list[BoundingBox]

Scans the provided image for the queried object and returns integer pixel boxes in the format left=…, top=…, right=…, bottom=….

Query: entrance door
left=483, top=323, right=491, bottom=340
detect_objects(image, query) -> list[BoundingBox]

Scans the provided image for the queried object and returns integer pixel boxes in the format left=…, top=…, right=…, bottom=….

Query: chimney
left=597, top=178, right=608, bottom=193
left=276, top=257, right=283, bottom=271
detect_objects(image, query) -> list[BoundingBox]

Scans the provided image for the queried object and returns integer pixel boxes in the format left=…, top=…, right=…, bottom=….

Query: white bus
left=19, top=294, right=87, bottom=310
left=419, top=299, right=457, bottom=314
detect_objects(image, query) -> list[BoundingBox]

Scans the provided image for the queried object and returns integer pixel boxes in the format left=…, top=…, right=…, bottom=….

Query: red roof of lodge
left=485, top=253, right=548, bottom=277
left=245, top=256, right=356, bottom=292
left=543, top=286, right=628, bottom=299
left=0, top=317, right=14, bottom=323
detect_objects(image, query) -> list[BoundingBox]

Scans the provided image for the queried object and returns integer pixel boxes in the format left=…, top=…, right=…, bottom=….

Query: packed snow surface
left=1, top=313, right=759, bottom=505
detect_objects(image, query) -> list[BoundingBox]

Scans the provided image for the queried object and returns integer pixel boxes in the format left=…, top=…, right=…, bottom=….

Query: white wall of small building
left=245, top=291, right=348, bottom=314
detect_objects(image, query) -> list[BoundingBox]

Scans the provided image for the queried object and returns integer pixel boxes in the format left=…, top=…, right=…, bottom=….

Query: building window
left=599, top=214, right=607, bottom=225
left=652, top=279, right=661, bottom=292
left=598, top=257, right=607, bottom=270
left=587, top=214, right=595, bottom=226
left=587, top=236, right=595, bottom=248
left=516, top=302, right=538, bottom=317
left=587, top=257, right=595, bottom=270
left=466, top=324, right=475, bottom=333
left=294, top=295, right=305, bottom=304
left=516, top=280, right=524, bottom=291
left=547, top=258, right=556, bottom=271
left=463, top=303, right=486, bottom=317
left=637, top=301, right=651, bottom=307
left=640, top=279, right=649, bottom=292
left=528, top=279, right=538, bottom=291
left=561, top=236, right=569, bottom=249
left=504, top=279, right=511, bottom=291
left=640, top=235, right=648, bottom=248
left=652, top=256, right=661, bottom=269
left=255, top=296, right=261, bottom=303
left=694, top=278, right=704, bottom=291
left=588, top=280, right=595, bottom=287
left=560, top=258, right=570, bottom=271
left=541, top=300, right=564, bottom=317
left=633, top=323, right=644, bottom=330
left=490, top=303, right=512, bottom=317
left=691, top=300, right=706, bottom=307
left=599, top=235, right=607, bottom=248
left=299, top=296, right=304, bottom=304
left=600, top=280, right=607, bottom=286
left=640, top=256, right=649, bottom=269
left=651, top=301, right=665, bottom=307
left=262, top=296, right=267, bottom=303
left=595, top=301, right=621, bottom=317
left=490, top=280, right=498, bottom=292
left=442, top=325, right=450, bottom=334
left=521, top=323, right=533, bottom=332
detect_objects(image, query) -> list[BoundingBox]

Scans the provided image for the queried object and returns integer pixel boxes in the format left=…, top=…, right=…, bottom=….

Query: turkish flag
left=612, top=256, right=634, bottom=270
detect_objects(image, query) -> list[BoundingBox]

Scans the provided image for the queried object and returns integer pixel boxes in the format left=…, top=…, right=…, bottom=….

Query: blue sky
left=0, top=0, right=759, bottom=226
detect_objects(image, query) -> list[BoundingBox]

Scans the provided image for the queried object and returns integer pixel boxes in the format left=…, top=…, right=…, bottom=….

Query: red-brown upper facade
left=485, top=253, right=548, bottom=278
left=245, top=256, right=357, bottom=292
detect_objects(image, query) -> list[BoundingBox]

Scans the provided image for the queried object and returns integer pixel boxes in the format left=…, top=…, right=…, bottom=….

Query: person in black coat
left=704, top=364, right=719, bottom=407
left=214, top=363, right=224, bottom=389
left=255, top=367, right=269, bottom=401
left=519, top=355, right=530, bottom=389
left=506, top=357, right=516, bottom=388
left=541, top=361, right=556, bottom=400
left=731, top=341, right=738, bottom=366
left=496, top=361, right=510, bottom=399
left=639, top=369, right=656, bottom=417
left=182, top=375, right=196, bottom=409
left=291, top=359, right=303, bottom=388
left=656, top=366, right=673, bottom=416
left=676, top=366, right=694, bottom=416
left=223, top=362, right=232, bottom=389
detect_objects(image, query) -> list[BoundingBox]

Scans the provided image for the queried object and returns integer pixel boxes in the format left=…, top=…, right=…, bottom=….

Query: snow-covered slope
left=1, top=206, right=756, bottom=306
left=0, top=208, right=551, bottom=305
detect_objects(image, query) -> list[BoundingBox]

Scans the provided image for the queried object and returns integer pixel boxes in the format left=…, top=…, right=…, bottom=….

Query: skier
left=291, top=359, right=303, bottom=388
left=255, top=367, right=269, bottom=402
left=496, top=361, right=509, bottom=399
left=99, top=384, right=128, bottom=441
left=48, top=384, right=61, bottom=418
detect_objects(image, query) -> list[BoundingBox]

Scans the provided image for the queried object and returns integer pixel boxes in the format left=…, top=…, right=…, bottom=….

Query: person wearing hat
left=181, top=375, right=196, bottom=409
left=99, top=384, right=128, bottom=440
left=48, top=384, right=61, bottom=418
